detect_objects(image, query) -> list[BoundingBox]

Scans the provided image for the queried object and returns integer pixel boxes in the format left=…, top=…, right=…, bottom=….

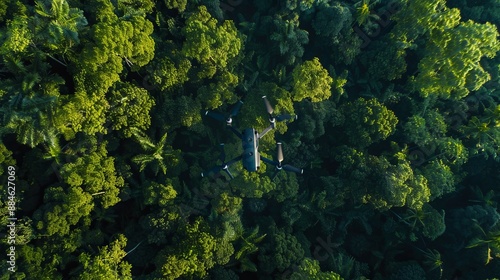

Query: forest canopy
left=1, top=0, right=500, bottom=279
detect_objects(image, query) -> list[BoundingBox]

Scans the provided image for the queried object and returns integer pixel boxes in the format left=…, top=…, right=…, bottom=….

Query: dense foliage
left=1, top=0, right=500, bottom=279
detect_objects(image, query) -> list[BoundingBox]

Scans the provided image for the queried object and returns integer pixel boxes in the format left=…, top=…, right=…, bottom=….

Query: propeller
left=277, top=142, right=284, bottom=163
left=261, top=142, right=303, bottom=179
left=263, top=96, right=274, bottom=115
left=205, top=100, right=244, bottom=126
left=230, top=100, right=243, bottom=118
left=260, top=96, right=297, bottom=139
left=205, top=111, right=225, bottom=122
left=218, top=143, right=226, bottom=162
left=282, top=164, right=303, bottom=174
left=201, top=144, right=242, bottom=179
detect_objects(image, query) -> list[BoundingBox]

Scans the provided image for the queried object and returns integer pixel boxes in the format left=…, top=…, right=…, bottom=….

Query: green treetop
left=417, top=159, right=456, bottom=200
left=0, top=143, right=15, bottom=176
left=268, top=13, right=309, bottom=65
left=450, top=0, right=500, bottom=26
left=60, top=138, right=125, bottom=209
left=197, top=69, right=239, bottom=109
left=289, top=99, right=342, bottom=143
left=0, top=0, right=7, bottom=22
left=157, top=218, right=218, bottom=279
left=164, top=0, right=187, bottom=12
left=342, top=98, right=398, bottom=148
left=140, top=207, right=181, bottom=245
left=362, top=156, right=423, bottom=211
left=182, top=5, right=242, bottom=79
left=291, top=57, right=334, bottom=103
left=0, top=10, right=32, bottom=57
left=391, top=0, right=461, bottom=44
left=412, top=20, right=500, bottom=99
left=33, top=184, right=93, bottom=236
left=73, top=1, right=154, bottom=94
left=335, top=146, right=432, bottom=211
left=290, top=258, right=344, bottom=280
left=56, top=89, right=109, bottom=137
left=390, top=0, right=499, bottom=99
left=390, top=262, right=426, bottom=280
left=0, top=30, right=65, bottom=146
left=460, top=114, right=500, bottom=160
left=405, top=175, right=431, bottom=211
left=78, top=234, right=132, bottom=279
left=435, top=137, right=469, bottom=167
left=398, top=203, right=446, bottom=240
left=155, top=95, right=203, bottom=129
left=116, top=0, right=154, bottom=14
left=402, top=110, right=448, bottom=147
left=258, top=223, right=305, bottom=273
left=360, top=38, right=408, bottom=82
left=57, top=1, right=154, bottom=137
left=14, top=244, right=59, bottom=279
left=106, top=81, right=156, bottom=138
left=312, top=2, right=352, bottom=39
left=142, top=180, right=177, bottom=207
left=146, top=50, right=191, bottom=92
left=212, top=192, right=243, bottom=216
left=230, top=165, right=276, bottom=199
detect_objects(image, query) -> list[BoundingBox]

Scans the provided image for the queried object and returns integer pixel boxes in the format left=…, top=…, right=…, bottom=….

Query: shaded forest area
left=1, top=0, right=500, bottom=279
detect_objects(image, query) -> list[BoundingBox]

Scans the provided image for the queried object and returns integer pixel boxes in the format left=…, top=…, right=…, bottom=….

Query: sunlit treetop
left=164, top=0, right=187, bottom=12
left=73, top=1, right=154, bottom=94
left=291, top=57, right=334, bottom=103
left=182, top=5, right=243, bottom=79
left=342, top=98, right=399, bottom=148
left=412, top=20, right=500, bottom=99
left=391, top=0, right=461, bottom=43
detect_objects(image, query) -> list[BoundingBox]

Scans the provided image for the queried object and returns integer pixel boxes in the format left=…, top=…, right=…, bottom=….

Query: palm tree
left=130, top=128, right=179, bottom=175
left=0, top=94, right=59, bottom=148
left=461, top=116, right=499, bottom=157
left=354, top=0, right=380, bottom=26
left=0, top=49, right=64, bottom=148
left=467, top=221, right=500, bottom=264
left=397, top=206, right=430, bottom=230
left=33, top=0, right=88, bottom=59
left=229, top=226, right=267, bottom=272
left=418, top=248, right=443, bottom=278
left=469, top=186, right=497, bottom=208
left=483, top=104, right=500, bottom=128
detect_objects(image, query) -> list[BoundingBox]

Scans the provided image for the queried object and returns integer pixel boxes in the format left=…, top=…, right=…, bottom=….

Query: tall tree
left=77, top=234, right=132, bottom=279
left=268, top=13, right=309, bottom=65
left=391, top=0, right=461, bottom=44
left=106, top=82, right=155, bottom=138
left=291, top=57, right=334, bottom=103
left=156, top=218, right=218, bottom=279
left=341, top=98, right=398, bottom=148
left=181, top=5, right=242, bottom=80
left=60, top=137, right=125, bottom=209
left=412, top=20, right=499, bottom=99
left=73, top=0, right=154, bottom=94
left=33, top=184, right=93, bottom=236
